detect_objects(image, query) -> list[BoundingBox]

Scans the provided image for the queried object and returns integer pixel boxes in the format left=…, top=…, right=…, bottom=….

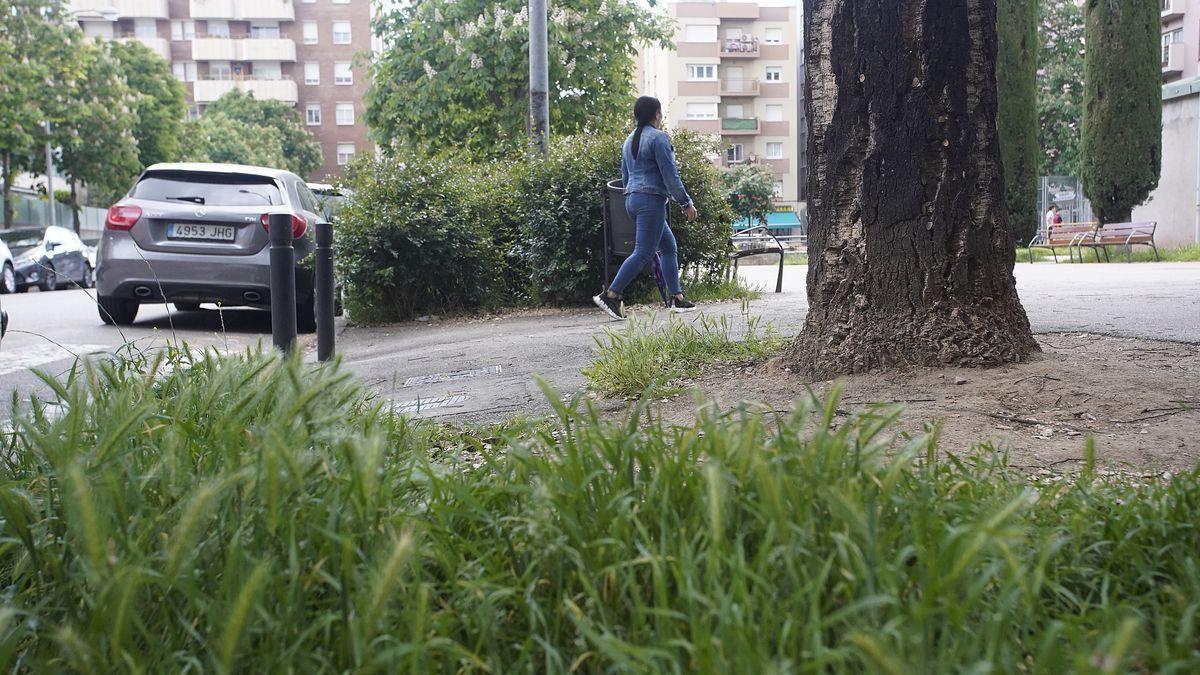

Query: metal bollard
left=269, top=213, right=297, bottom=352
left=314, top=221, right=335, bottom=362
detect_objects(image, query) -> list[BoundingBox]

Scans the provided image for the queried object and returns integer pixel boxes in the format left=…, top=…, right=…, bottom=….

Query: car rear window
left=130, top=172, right=284, bottom=206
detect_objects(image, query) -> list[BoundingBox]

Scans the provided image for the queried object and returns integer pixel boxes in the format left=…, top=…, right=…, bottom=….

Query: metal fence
left=2, top=192, right=107, bottom=241
left=1037, top=176, right=1094, bottom=242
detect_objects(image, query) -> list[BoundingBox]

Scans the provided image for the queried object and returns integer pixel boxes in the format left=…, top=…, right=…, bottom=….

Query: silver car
left=96, top=163, right=326, bottom=330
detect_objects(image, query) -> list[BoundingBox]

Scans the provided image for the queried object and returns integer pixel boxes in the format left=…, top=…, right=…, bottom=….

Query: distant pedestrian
left=1045, top=204, right=1063, bottom=231
left=594, top=96, right=699, bottom=321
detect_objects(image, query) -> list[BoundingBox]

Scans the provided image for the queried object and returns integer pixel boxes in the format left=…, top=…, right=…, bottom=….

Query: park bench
left=729, top=225, right=785, bottom=293
left=1080, top=222, right=1159, bottom=263
left=1027, top=222, right=1098, bottom=263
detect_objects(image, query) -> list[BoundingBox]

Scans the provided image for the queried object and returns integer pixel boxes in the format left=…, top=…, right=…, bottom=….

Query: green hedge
left=336, top=132, right=736, bottom=323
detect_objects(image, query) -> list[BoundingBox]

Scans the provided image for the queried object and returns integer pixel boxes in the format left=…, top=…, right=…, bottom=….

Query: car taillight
left=105, top=204, right=142, bottom=231
left=260, top=213, right=308, bottom=239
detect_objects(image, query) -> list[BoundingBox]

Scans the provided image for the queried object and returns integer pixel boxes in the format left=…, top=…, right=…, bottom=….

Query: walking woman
left=593, top=96, right=700, bottom=320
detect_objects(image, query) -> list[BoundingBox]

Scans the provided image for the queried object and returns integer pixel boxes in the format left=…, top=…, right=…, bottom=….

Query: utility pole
left=529, top=0, right=550, bottom=155
left=44, top=121, right=57, bottom=228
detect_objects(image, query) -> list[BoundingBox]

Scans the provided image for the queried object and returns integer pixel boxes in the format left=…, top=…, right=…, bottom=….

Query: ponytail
left=630, top=96, right=662, bottom=161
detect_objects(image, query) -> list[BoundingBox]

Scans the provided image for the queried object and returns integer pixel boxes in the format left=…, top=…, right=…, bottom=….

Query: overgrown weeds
left=583, top=307, right=785, bottom=398
left=0, top=350, right=1198, bottom=672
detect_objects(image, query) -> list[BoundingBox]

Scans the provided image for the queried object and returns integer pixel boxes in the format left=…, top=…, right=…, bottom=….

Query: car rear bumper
left=97, top=235, right=312, bottom=305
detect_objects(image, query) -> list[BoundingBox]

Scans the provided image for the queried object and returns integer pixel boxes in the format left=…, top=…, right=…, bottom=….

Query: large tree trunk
left=789, top=0, right=1039, bottom=379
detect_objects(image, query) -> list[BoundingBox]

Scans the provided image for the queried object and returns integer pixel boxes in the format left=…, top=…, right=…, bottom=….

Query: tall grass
left=0, top=350, right=1198, bottom=672
left=583, top=309, right=785, bottom=398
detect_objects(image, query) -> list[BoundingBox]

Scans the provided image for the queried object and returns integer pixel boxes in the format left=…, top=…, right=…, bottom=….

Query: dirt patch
left=648, top=333, right=1200, bottom=472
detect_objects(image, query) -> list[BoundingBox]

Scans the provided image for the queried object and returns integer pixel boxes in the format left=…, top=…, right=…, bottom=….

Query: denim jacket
left=621, top=126, right=693, bottom=208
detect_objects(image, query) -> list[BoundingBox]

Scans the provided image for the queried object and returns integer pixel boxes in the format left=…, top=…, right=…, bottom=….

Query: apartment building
left=68, top=0, right=374, bottom=181
left=1131, top=0, right=1200, bottom=246
left=641, top=1, right=804, bottom=213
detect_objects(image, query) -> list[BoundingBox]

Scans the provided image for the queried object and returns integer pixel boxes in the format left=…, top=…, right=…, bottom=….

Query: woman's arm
left=653, top=135, right=693, bottom=208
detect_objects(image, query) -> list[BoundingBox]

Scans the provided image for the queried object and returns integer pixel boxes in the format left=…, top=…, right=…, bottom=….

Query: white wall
left=1132, top=93, right=1200, bottom=248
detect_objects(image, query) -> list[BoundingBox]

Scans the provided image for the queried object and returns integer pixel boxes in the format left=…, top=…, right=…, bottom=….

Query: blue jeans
left=609, top=193, right=681, bottom=296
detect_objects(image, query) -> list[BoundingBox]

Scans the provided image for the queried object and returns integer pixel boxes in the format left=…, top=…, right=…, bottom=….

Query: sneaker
left=670, top=296, right=697, bottom=313
left=593, top=292, right=626, bottom=320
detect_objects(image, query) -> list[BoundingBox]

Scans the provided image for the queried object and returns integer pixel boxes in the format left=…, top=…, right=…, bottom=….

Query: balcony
left=70, top=0, right=168, bottom=18
left=115, top=35, right=171, bottom=59
left=720, top=37, right=759, bottom=58
left=720, top=78, right=760, bottom=96
left=1162, top=1, right=1185, bottom=21
left=191, top=37, right=297, bottom=62
left=1163, top=42, right=1185, bottom=79
left=721, top=117, right=760, bottom=135
left=188, top=0, right=295, bottom=21
left=194, top=77, right=298, bottom=104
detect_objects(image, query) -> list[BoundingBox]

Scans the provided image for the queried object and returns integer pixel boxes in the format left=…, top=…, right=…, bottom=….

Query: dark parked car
left=0, top=226, right=94, bottom=292
left=96, top=162, right=326, bottom=329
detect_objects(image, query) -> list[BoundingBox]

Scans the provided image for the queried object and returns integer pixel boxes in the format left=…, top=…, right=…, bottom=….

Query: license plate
left=167, top=223, right=236, bottom=241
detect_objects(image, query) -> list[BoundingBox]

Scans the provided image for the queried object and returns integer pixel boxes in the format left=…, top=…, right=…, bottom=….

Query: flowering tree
left=366, top=0, right=671, bottom=159
left=723, top=164, right=776, bottom=229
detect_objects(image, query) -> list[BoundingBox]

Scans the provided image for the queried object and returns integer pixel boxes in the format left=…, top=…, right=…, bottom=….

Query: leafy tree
left=1039, top=0, right=1086, bottom=177
left=180, top=111, right=288, bottom=169
left=202, top=90, right=322, bottom=177
left=0, top=0, right=76, bottom=228
left=109, top=40, right=188, bottom=170
left=789, top=0, right=1037, bottom=378
left=1080, top=0, right=1160, bottom=224
left=723, top=164, right=776, bottom=228
left=366, top=0, right=672, bottom=159
left=998, top=0, right=1039, bottom=243
left=52, top=41, right=142, bottom=223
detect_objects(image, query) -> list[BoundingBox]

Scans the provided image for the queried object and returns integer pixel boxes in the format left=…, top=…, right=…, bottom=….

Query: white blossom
left=423, top=61, right=438, bottom=77
left=470, top=53, right=483, bottom=69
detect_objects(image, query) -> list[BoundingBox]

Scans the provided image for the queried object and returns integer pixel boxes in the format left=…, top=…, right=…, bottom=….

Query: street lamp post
left=44, top=122, right=56, bottom=229
left=529, top=0, right=549, bottom=155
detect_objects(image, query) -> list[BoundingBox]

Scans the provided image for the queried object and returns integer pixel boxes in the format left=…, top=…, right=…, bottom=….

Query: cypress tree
left=1080, top=0, right=1161, bottom=224
left=998, top=0, right=1040, bottom=244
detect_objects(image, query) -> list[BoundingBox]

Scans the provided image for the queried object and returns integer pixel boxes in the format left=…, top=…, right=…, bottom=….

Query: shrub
left=666, top=129, right=736, bottom=279
left=335, top=156, right=495, bottom=322
left=458, top=160, right=534, bottom=302
left=2, top=350, right=1200, bottom=671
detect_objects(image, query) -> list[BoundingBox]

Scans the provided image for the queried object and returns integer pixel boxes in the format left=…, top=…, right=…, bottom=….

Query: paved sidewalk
left=336, top=263, right=1200, bottom=423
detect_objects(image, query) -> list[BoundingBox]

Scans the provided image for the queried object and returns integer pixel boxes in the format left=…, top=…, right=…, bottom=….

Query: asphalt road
left=1, top=262, right=1198, bottom=419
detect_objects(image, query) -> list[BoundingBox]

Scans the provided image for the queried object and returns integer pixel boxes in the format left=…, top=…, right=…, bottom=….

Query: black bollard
left=314, top=221, right=335, bottom=362
left=269, top=213, right=297, bottom=352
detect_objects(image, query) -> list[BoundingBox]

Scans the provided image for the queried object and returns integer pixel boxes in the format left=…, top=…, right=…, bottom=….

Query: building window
left=764, top=28, right=783, bottom=45
left=337, top=143, right=356, bottom=166
left=334, top=62, right=353, bottom=85
left=187, top=105, right=203, bottom=120
left=172, top=61, right=197, bottom=82
left=304, top=62, right=320, bottom=85
left=332, top=21, right=352, bottom=44
left=684, top=25, right=717, bottom=42
left=1163, top=29, right=1183, bottom=66
left=134, top=19, right=157, bottom=39
left=686, top=102, right=718, bottom=119
left=251, top=22, right=280, bottom=39
left=306, top=104, right=322, bottom=126
left=765, top=104, right=783, bottom=122
left=766, top=142, right=783, bottom=159
left=303, top=21, right=318, bottom=44
left=253, top=62, right=282, bottom=80
left=170, top=20, right=195, bottom=40
left=208, top=61, right=232, bottom=80
left=686, top=64, right=717, bottom=80
left=765, top=66, right=782, bottom=82
left=336, top=103, right=355, bottom=125
left=726, top=144, right=744, bottom=163
left=206, top=20, right=229, bottom=38
left=773, top=181, right=784, bottom=199
left=726, top=104, right=744, bottom=118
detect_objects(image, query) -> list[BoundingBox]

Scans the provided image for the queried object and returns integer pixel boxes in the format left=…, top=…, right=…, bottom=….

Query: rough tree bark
left=788, top=0, right=1039, bottom=379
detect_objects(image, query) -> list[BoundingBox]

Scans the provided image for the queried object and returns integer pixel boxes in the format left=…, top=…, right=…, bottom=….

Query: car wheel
left=98, top=296, right=138, bottom=326
left=81, top=264, right=94, bottom=289
left=174, top=302, right=202, bottom=312
left=39, top=266, right=57, bottom=292
left=0, top=263, right=14, bottom=294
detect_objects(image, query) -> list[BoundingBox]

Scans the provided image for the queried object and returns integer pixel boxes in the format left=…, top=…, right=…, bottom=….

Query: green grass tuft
left=0, top=350, right=1198, bottom=672
left=582, top=308, right=785, bottom=398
